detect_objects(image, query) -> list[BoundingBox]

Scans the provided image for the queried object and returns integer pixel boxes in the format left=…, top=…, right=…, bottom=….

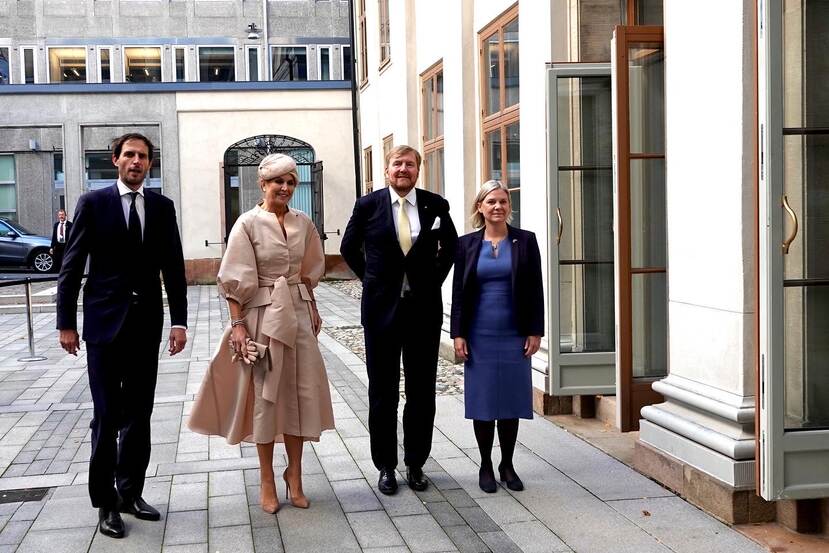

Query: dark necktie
left=128, top=192, right=142, bottom=248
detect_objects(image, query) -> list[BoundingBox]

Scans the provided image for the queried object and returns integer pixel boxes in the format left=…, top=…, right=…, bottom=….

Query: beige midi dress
left=188, top=205, right=335, bottom=444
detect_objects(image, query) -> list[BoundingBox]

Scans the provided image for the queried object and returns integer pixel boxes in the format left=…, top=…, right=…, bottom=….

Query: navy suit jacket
left=450, top=225, right=544, bottom=339
left=340, top=187, right=458, bottom=330
left=56, top=184, right=187, bottom=344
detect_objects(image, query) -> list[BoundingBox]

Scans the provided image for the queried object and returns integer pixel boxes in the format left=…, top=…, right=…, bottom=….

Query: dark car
left=0, top=218, right=55, bottom=273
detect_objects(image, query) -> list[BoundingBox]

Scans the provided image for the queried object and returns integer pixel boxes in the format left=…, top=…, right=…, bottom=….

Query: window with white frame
left=0, top=155, right=17, bottom=219
left=173, top=46, right=187, bottom=82
left=85, top=150, right=162, bottom=191
left=48, top=47, right=87, bottom=83
left=246, top=46, right=260, bottom=81
left=341, top=45, right=352, bottom=81
left=271, top=46, right=307, bottom=81
left=0, top=48, right=10, bottom=85
left=124, top=47, right=162, bottom=82
left=199, top=46, right=235, bottom=82
left=21, top=47, right=37, bottom=84
left=98, top=47, right=112, bottom=83
left=318, top=46, right=331, bottom=80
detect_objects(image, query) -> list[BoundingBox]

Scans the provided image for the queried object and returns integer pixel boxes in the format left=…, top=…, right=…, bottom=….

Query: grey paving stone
left=331, top=478, right=383, bottom=512
left=393, top=513, right=457, bottom=553
left=443, top=525, right=491, bottom=553
left=10, top=501, right=43, bottom=522
left=347, top=511, right=405, bottom=549
left=173, top=472, right=208, bottom=484
left=319, top=453, right=364, bottom=482
left=362, top=547, right=412, bottom=553
left=252, top=526, right=284, bottom=553
left=0, top=519, right=32, bottom=545
left=169, top=481, right=208, bottom=512
left=475, top=495, right=535, bottom=525
left=164, top=510, right=208, bottom=546
left=161, top=544, right=207, bottom=553
left=455, top=506, right=500, bottom=533
left=501, top=521, right=572, bottom=552
left=478, top=531, right=522, bottom=553
left=425, top=501, right=466, bottom=527
left=208, top=469, right=245, bottom=497
left=610, top=496, right=767, bottom=553
left=208, top=494, right=249, bottom=528
left=29, top=496, right=98, bottom=531
left=425, top=471, right=462, bottom=492
left=442, top=489, right=477, bottom=509
left=248, top=505, right=279, bottom=529
left=209, top=524, right=254, bottom=553
left=16, top=525, right=95, bottom=553
left=0, top=504, right=17, bottom=517
left=278, top=499, right=361, bottom=552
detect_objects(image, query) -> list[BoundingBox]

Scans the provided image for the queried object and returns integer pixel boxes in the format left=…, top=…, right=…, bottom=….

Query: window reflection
left=49, top=48, right=86, bottom=83
left=272, top=46, right=307, bottom=81
left=199, top=47, right=235, bottom=82
left=124, top=47, right=162, bottom=83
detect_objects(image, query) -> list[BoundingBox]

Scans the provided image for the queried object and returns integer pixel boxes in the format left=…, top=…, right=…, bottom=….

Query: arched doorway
left=222, top=135, right=324, bottom=241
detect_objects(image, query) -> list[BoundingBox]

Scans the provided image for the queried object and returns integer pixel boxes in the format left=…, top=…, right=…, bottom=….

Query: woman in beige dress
left=188, top=153, right=335, bottom=514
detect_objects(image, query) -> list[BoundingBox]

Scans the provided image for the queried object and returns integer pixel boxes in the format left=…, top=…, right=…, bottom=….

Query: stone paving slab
left=0, top=284, right=767, bottom=552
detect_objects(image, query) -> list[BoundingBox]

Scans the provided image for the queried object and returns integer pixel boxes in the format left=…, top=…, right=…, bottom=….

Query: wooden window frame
left=382, top=134, right=393, bottom=185
left=421, top=60, right=445, bottom=195
left=358, top=0, right=368, bottom=86
left=378, top=0, right=390, bottom=70
left=479, top=4, right=519, bottom=195
left=363, top=146, right=373, bottom=194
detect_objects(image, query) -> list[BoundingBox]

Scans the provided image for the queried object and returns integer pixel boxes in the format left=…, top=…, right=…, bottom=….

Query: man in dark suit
left=57, top=133, right=188, bottom=539
left=341, top=145, right=457, bottom=495
left=49, top=208, right=72, bottom=271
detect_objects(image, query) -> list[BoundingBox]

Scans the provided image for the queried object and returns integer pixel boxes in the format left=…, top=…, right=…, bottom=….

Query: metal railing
left=0, top=275, right=61, bottom=362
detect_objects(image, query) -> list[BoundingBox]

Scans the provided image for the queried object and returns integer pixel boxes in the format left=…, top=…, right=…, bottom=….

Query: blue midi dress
left=464, top=240, right=533, bottom=421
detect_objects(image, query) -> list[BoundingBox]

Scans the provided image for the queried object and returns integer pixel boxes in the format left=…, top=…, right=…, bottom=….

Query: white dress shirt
left=117, top=180, right=186, bottom=331
left=57, top=221, right=66, bottom=243
left=389, top=187, right=420, bottom=244
left=117, top=179, right=145, bottom=237
left=389, top=187, right=420, bottom=295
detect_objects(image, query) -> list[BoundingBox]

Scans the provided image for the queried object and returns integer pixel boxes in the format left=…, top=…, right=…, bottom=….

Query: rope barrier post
left=17, top=278, right=47, bottom=362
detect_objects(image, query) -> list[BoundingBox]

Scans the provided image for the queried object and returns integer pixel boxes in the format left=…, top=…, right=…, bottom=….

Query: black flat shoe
left=498, top=464, right=524, bottom=491
left=478, top=466, right=497, bottom=493
left=378, top=468, right=398, bottom=495
left=98, top=508, right=125, bottom=539
left=119, top=496, right=161, bottom=521
left=406, top=467, right=428, bottom=492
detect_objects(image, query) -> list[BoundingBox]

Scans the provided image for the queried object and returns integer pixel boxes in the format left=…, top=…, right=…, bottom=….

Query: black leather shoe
left=406, top=467, right=428, bottom=491
left=378, top=468, right=398, bottom=495
left=119, top=496, right=161, bottom=521
left=498, top=464, right=524, bottom=492
left=479, top=466, right=497, bottom=493
left=98, top=508, right=125, bottom=539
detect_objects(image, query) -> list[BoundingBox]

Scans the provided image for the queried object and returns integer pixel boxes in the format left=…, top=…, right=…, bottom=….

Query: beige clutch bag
left=229, top=338, right=268, bottom=365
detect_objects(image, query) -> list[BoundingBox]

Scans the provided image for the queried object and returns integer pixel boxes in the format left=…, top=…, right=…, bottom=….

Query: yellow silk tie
left=398, top=200, right=412, bottom=255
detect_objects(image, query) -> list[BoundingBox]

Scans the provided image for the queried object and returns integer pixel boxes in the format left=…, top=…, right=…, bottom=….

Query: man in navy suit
left=49, top=209, right=72, bottom=271
left=341, top=145, right=457, bottom=494
left=57, top=133, right=187, bottom=539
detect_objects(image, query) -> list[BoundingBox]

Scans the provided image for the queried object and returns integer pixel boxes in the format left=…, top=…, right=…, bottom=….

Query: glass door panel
left=613, top=25, right=666, bottom=431
left=760, top=0, right=829, bottom=500
left=548, top=65, right=616, bottom=396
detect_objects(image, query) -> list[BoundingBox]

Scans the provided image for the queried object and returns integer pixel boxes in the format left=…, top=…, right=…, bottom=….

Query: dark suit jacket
left=50, top=220, right=72, bottom=250
left=450, top=225, right=544, bottom=339
left=340, top=187, right=458, bottom=330
left=57, top=184, right=188, bottom=344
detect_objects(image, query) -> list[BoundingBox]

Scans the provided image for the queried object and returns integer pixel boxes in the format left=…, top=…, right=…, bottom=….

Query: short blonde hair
left=384, top=144, right=422, bottom=168
left=258, top=153, right=299, bottom=185
left=470, top=180, right=513, bottom=229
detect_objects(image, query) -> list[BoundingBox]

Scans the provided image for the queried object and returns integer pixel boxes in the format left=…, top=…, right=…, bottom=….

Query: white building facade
left=354, top=0, right=829, bottom=530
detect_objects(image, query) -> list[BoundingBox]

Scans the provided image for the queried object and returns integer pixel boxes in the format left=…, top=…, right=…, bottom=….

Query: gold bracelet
left=230, top=318, right=246, bottom=327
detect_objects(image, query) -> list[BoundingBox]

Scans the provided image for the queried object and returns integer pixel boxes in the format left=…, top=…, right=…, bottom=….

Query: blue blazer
left=56, top=184, right=188, bottom=344
left=340, top=187, right=458, bottom=330
left=450, top=225, right=544, bottom=339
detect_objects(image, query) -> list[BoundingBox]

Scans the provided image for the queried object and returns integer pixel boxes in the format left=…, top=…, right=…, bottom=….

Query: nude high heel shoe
left=283, top=469, right=310, bottom=509
left=260, top=477, right=280, bottom=514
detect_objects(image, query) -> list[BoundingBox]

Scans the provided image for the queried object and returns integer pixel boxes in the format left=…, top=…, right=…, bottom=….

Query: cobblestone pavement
left=0, top=283, right=766, bottom=552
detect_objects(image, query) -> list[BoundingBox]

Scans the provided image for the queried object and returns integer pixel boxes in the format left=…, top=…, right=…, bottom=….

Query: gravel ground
left=323, top=279, right=464, bottom=396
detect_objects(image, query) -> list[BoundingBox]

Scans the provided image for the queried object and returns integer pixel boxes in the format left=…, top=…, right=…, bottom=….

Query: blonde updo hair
left=258, top=153, right=299, bottom=186
left=470, top=180, right=512, bottom=228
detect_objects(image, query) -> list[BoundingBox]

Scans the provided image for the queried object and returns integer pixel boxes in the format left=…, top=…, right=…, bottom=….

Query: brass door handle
left=556, top=207, right=563, bottom=245
left=782, top=195, right=798, bottom=254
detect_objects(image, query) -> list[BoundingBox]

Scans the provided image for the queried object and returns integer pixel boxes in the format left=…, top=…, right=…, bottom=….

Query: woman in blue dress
left=450, top=180, right=544, bottom=493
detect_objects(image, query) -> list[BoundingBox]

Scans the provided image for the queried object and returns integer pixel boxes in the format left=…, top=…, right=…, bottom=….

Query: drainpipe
left=348, top=0, right=362, bottom=198
left=263, top=0, right=270, bottom=79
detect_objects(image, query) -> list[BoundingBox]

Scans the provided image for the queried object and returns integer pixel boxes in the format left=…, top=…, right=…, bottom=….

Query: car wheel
left=31, top=250, right=54, bottom=273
